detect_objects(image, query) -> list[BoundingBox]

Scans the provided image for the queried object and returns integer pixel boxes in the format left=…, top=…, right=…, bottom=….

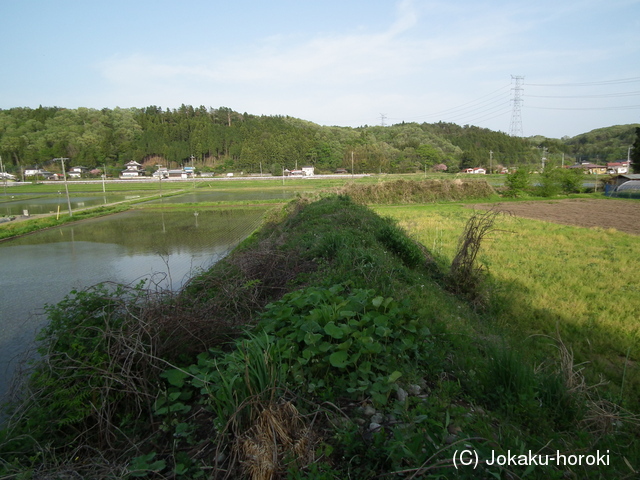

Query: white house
left=607, top=162, right=629, bottom=175
left=463, top=167, right=486, bottom=174
left=24, top=168, right=47, bottom=177
left=121, top=161, right=146, bottom=177
left=301, top=166, right=315, bottom=176
left=68, top=166, right=88, bottom=178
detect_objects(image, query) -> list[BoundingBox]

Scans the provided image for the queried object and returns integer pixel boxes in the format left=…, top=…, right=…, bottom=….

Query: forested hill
left=0, top=105, right=637, bottom=175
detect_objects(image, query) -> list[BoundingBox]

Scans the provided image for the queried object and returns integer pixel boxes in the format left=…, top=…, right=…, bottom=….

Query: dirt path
left=468, top=198, right=640, bottom=236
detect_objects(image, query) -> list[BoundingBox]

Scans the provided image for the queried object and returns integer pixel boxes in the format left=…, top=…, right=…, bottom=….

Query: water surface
left=0, top=207, right=267, bottom=404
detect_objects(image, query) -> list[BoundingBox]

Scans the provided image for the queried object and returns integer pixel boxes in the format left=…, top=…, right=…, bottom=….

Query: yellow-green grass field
left=376, top=203, right=640, bottom=407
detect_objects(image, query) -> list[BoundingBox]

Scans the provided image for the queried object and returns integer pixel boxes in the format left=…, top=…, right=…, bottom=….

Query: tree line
left=0, top=105, right=637, bottom=176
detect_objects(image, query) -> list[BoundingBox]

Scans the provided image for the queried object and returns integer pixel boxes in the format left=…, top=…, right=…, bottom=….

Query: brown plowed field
left=469, top=199, right=640, bottom=236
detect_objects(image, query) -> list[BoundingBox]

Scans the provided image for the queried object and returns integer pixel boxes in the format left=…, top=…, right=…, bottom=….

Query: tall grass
left=376, top=203, right=640, bottom=408
left=335, top=178, right=497, bottom=204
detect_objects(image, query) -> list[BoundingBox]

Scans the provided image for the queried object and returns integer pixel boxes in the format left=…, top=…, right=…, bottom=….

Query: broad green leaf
left=329, top=350, right=349, bottom=368
left=373, top=315, right=388, bottom=327
left=388, top=371, right=403, bottom=383
left=371, top=296, right=384, bottom=308
left=324, top=321, right=344, bottom=339
left=304, top=332, right=322, bottom=345
left=161, top=368, right=189, bottom=388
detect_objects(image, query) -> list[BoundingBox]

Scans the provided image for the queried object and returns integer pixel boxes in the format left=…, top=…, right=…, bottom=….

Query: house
left=301, top=166, right=315, bottom=177
left=24, top=168, right=47, bottom=177
left=153, top=167, right=168, bottom=179
left=68, top=166, right=88, bottom=178
left=168, top=169, right=188, bottom=179
left=121, top=161, right=145, bottom=177
left=606, top=162, right=629, bottom=175
left=334, top=168, right=349, bottom=174
left=566, top=163, right=607, bottom=175
left=0, top=172, right=16, bottom=180
left=463, top=167, right=486, bottom=174
left=289, top=169, right=305, bottom=176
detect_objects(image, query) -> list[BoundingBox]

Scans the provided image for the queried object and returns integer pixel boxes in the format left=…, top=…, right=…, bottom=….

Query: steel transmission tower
left=509, top=75, right=524, bottom=137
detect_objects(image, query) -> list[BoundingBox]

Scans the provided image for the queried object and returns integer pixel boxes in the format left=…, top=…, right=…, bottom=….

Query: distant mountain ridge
left=0, top=105, right=637, bottom=174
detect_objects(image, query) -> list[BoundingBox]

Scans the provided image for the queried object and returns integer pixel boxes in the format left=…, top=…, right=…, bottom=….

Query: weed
left=447, top=209, right=501, bottom=306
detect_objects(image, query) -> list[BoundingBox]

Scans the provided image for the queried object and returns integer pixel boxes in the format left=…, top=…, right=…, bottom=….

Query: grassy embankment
left=1, top=178, right=637, bottom=479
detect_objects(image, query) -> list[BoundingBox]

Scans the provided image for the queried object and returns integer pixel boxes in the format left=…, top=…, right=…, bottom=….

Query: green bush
left=503, top=168, right=530, bottom=197
left=538, top=167, right=584, bottom=196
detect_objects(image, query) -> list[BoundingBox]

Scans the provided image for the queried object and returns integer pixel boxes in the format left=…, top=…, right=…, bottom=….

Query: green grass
left=376, top=203, right=640, bottom=409
left=3, top=194, right=638, bottom=479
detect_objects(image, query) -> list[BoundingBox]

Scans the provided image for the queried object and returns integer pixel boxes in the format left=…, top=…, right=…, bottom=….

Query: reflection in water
left=0, top=194, right=150, bottom=216
left=0, top=207, right=267, bottom=404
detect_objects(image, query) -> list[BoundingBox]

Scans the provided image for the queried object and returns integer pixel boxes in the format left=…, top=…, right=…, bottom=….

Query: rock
left=363, top=405, right=376, bottom=417
left=370, top=413, right=384, bottom=424
left=396, top=387, right=408, bottom=403
left=407, top=384, right=421, bottom=396
left=368, top=422, right=382, bottom=432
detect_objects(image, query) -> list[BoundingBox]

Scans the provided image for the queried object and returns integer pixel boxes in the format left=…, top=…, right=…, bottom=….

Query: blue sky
left=2, top=0, right=639, bottom=138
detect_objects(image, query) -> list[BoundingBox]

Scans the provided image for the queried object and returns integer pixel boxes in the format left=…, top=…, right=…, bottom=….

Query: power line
left=526, top=91, right=640, bottom=99
left=527, top=105, right=640, bottom=111
left=527, top=76, right=640, bottom=87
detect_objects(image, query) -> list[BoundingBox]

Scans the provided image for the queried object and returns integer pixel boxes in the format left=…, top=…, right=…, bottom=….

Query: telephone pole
left=53, top=157, right=73, bottom=216
left=509, top=75, right=524, bottom=137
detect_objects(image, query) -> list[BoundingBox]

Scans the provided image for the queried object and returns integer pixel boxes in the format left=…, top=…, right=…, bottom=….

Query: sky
left=1, top=0, right=639, bottom=139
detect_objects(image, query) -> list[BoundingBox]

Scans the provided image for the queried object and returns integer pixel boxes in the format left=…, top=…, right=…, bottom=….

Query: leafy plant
left=257, top=284, right=432, bottom=405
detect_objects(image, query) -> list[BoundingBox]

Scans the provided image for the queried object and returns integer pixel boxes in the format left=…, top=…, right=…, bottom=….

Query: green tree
left=632, top=127, right=640, bottom=174
left=539, top=168, right=583, bottom=197
left=504, top=168, right=530, bottom=197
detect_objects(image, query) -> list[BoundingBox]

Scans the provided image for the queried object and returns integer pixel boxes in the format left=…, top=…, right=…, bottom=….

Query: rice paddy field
left=376, top=200, right=640, bottom=407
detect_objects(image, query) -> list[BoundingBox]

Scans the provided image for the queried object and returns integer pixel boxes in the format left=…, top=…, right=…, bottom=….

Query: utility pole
left=53, top=157, right=72, bottom=216
left=489, top=150, right=493, bottom=174
left=351, top=151, right=354, bottom=176
left=0, top=155, right=6, bottom=196
left=380, top=113, right=387, bottom=127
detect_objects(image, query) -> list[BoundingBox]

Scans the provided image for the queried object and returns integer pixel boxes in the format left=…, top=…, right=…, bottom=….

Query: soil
left=468, top=198, right=640, bottom=236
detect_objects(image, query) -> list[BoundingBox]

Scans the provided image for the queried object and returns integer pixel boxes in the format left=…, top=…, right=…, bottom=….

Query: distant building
left=153, top=167, right=168, bottom=179
left=288, top=167, right=314, bottom=177
left=566, top=163, right=607, bottom=175
left=606, top=162, right=629, bottom=175
left=121, top=161, right=145, bottom=177
left=24, top=168, right=47, bottom=177
left=463, top=167, right=486, bottom=174
left=610, top=173, right=640, bottom=189
left=168, top=169, right=188, bottom=179
left=69, top=166, right=88, bottom=178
